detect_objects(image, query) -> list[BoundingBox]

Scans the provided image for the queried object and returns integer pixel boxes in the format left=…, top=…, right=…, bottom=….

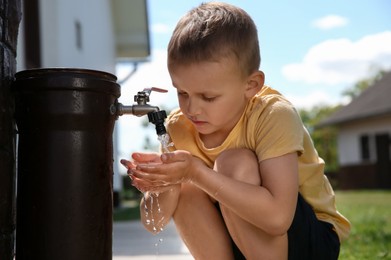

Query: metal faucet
left=116, top=87, right=167, bottom=117
left=115, top=87, right=168, bottom=135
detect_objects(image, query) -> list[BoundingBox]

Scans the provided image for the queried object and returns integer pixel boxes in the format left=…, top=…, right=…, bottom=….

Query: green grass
left=113, top=199, right=140, bottom=221
left=337, top=190, right=391, bottom=259
left=113, top=190, right=391, bottom=259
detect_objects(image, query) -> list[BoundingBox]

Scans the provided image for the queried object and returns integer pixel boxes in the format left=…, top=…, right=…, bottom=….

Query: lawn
left=336, top=190, right=391, bottom=259
left=113, top=199, right=141, bottom=221
left=114, top=190, right=391, bottom=259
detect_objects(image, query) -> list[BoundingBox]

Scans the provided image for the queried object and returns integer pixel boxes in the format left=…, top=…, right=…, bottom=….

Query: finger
left=132, top=168, right=173, bottom=187
left=121, top=160, right=138, bottom=174
left=136, top=163, right=165, bottom=173
left=120, top=159, right=132, bottom=169
left=132, top=152, right=161, bottom=163
left=161, top=151, right=188, bottom=163
left=132, top=167, right=157, bottom=180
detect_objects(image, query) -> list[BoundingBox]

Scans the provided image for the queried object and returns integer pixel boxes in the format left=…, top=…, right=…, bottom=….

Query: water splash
left=144, top=192, right=161, bottom=234
left=144, top=193, right=150, bottom=225
left=158, top=133, right=174, bottom=153
left=143, top=192, right=165, bottom=258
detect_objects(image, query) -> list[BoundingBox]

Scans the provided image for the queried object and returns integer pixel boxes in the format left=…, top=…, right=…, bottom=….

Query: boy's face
left=169, top=58, right=256, bottom=146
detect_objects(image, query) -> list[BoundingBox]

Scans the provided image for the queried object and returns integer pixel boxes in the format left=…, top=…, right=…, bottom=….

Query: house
left=318, top=71, right=391, bottom=189
left=16, top=0, right=151, bottom=206
left=17, top=0, right=150, bottom=71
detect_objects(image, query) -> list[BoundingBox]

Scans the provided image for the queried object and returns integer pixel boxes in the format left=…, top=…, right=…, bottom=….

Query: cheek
left=207, top=103, right=227, bottom=120
left=178, top=99, right=187, bottom=112
left=212, top=100, right=240, bottom=122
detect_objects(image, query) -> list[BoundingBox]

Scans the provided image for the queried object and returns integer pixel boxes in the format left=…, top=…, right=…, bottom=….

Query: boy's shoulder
left=249, top=86, right=296, bottom=116
left=166, top=108, right=193, bottom=132
left=166, top=108, right=184, bottom=125
left=247, top=86, right=303, bottom=135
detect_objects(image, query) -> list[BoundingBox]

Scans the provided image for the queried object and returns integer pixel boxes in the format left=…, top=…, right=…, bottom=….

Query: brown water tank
left=13, top=68, right=120, bottom=260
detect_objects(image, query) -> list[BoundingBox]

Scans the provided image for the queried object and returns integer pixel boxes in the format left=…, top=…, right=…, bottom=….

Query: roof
left=318, top=71, right=391, bottom=127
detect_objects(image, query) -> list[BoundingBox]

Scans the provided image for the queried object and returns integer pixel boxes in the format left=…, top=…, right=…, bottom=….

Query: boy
left=121, top=2, right=350, bottom=259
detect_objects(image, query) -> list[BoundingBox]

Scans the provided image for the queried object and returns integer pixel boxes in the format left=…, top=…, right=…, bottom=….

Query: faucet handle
left=143, top=87, right=168, bottom=95
left=135, top=87, right=168, bottom=105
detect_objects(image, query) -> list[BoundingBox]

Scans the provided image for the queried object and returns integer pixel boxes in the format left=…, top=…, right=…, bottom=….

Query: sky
left=115, top=0, right=391, bottom=166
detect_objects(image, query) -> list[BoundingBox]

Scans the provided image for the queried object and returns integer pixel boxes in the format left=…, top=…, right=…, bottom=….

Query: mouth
left=188, top=117, right=207, bottom=127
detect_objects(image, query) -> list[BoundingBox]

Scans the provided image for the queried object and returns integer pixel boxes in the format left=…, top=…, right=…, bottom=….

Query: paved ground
left=113, top=220, right=193, bottom=260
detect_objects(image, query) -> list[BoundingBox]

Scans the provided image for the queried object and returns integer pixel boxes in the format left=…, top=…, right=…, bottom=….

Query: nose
left=185, top=97, right=201, bottom=116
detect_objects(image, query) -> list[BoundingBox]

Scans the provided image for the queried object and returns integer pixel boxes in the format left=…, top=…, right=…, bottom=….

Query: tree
left=299, top=105, right=340, bottom=172
left=342, top=70, right=386, bottom=100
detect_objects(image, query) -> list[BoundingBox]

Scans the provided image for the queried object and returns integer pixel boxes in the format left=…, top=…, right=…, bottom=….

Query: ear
left=245, top=70, right=265, bottom=98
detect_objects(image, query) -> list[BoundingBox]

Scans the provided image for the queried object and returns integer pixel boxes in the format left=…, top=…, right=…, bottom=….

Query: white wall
left=39, top=0, right=116, bottom=73
left=338, top=115, right=391, bottom=165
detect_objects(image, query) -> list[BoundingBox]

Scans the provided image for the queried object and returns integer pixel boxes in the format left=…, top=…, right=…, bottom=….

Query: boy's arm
left=134, top=150, right=299, bottom=236
left=194, top=152, right=299, bottom=236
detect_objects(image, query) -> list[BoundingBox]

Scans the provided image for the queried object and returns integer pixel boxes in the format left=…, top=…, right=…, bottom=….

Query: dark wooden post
left=0, top=0, right=22, bottom=259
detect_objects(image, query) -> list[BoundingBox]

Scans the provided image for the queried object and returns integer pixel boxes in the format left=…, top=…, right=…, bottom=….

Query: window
left=75, top=20, right=82, bottom=50
left=360, top=135, right=370, bottom=160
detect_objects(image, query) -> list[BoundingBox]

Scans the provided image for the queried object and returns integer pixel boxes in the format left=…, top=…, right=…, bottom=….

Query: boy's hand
left=128, top=150, right=204, bottom=192
left=120, top=152, right=166, bottom=193
left=120, top=152, right=162, bottom=169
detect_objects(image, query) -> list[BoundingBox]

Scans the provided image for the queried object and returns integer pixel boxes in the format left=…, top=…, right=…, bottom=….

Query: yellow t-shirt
left=165, top=86, right=351, bottom=241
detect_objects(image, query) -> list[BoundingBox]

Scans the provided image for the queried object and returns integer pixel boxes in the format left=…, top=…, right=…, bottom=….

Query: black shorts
left=224, top=193, right=340, bottom=260
left=287, top=193, right=340, bottom=260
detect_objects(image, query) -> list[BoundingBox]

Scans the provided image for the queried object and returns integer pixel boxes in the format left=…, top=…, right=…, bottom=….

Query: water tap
left=116, top=87, right=168, bottom=135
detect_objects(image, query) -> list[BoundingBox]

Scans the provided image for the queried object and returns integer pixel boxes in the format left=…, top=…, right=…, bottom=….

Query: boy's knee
left=178, top=183, right=213, bottom=204
left=214, top=148, right=260, bottom=185
left=174, top=183, right=216, bottom=217
left=215, top=148, right=258, bottom=169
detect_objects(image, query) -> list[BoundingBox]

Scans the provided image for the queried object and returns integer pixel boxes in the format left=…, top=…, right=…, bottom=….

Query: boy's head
left=167, top=2, right=260, bottom=78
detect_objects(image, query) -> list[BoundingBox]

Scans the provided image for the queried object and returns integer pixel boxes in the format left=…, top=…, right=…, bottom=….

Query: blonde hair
left=167, top=2, right=260, bottom=77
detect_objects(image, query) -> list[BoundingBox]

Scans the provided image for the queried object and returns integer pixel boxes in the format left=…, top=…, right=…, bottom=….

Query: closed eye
left=177, top=91, right=188, bottom=97
left=202, top=95, right=217, bottom=102
left=177, top=89, right=217, bottom=102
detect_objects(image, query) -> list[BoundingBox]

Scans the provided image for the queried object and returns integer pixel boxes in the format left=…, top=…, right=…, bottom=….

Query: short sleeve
left=251, top=98, right=304, bottom=162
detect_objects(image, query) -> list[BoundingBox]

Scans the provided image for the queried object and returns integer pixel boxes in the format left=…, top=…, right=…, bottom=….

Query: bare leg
left=214, top=148, right=288, bottom=260
left=173, top=183, right=235, bottom=259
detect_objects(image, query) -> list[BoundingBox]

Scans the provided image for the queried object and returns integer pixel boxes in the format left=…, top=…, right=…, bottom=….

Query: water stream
left=143, top=132, right=174, bottom=257
left=158, top=133, right=174, bottom=153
